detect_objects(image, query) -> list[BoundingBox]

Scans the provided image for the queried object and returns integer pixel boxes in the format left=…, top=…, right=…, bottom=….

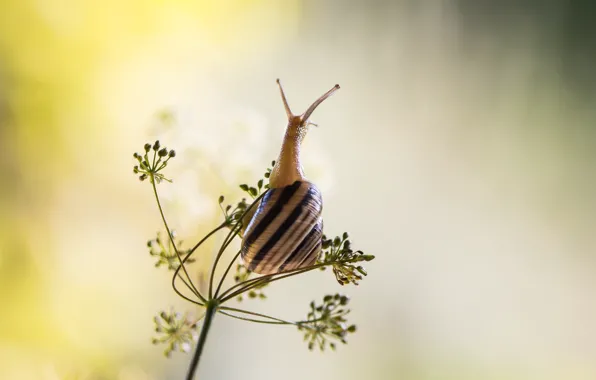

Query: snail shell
left=240, top=80, right=340, bottom=274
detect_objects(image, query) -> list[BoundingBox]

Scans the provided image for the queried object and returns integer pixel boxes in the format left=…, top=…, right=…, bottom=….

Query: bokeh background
left=1, top=0, right=595, bottom=379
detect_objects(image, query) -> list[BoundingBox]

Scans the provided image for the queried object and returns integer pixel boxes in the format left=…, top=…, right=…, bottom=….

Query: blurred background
left=1, top=0, right=595, bottom=379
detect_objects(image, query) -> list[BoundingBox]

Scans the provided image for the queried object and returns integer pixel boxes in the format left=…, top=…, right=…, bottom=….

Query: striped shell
left=240, top=180, right=323, bottom=274
left=239, top=79, right=338, bottom=275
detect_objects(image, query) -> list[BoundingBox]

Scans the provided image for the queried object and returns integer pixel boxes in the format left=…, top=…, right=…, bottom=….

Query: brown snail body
left=240, top=80, right=340, bottom=274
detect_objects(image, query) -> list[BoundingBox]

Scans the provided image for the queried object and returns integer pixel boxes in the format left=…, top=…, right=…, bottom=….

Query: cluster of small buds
left=233, top=263, right=268, bottom=301
left=152, top=309, right=199, bottom=357
left=263, top=160, right=275, bottom=179
left=239, top=182, right=261, bottom=198
left=238, top=160, right=274, bottom=198
left=218, top=195, right=249, bottom=228
left=218, top=160, right=276, bottom=228
left=298, top=294, right=356, bottom=351
left=318, top=232, right=375, bottom=285
left=147, top=231, right=194, bottom=270
left=133, top=140, right=176, bottom=183
left=263, top=160, right=275, bottom=180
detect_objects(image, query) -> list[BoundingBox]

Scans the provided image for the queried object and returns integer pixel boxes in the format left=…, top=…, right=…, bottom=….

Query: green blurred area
left=1, top=1, right=595, bottom=379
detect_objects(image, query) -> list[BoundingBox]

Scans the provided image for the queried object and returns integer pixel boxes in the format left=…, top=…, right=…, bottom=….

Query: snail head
left=276, top=79, right=340, bottom=142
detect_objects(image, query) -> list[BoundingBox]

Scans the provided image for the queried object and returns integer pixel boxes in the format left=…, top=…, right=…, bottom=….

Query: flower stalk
left=186, top=300, right=218, bottom=380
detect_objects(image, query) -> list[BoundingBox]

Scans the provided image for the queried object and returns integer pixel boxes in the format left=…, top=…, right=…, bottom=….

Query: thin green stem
left=208, top=221, right=241, bottom=299
left=189, top=223, right=227, bottom=255
left=219, top=306, right=290, bottom=323
left=214, top=250, right=242, bottom=298
left=218, top=306, right=328, bottom=327
left=221, top=258, right=365, bottom=302
left=151, top=181, right=202, bottom=301
left=218, top=310, right=287, bottom=325
left=186, top=300, right=218, bottom=380
left=220, top=268, right=310, bottom=303
left=156, top=156, right=171, bottom=172
left=208, top=191, right=268, bottom=299
left=220, top=261, right=335, bottom=302
left=172, top=276, right=205, bottom=307
left=172, top=222, right=228, bottom=304
left=218, top=265, right=308, bottom=301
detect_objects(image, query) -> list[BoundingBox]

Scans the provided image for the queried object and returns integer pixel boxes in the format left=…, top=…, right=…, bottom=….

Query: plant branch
left=207, top=221, right=241, bottom=299
left=152, top=180, right=203, bottom=302
left=218, top=310, right=288, bottom=325
left=208, top=191, right=268, bottom=299
left=171, top=276, right=205, bottom=307
left=188, top=222, right=228, bottom=255
left=186, top=300, right=218, bottom=380
left=219, top=306, right=291, bottom=323
left=214, top=250, right=242, bottom=298
left=218, top=306, right=328, bottom=327
left=172, top=222, right=228, bottom=304
left=219, top=261, right=338, bottom=302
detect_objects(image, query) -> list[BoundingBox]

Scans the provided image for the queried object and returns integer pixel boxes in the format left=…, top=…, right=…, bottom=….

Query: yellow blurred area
left=1, top=1, right=596, bottom=379
left=1, top=0, right=301, bottom=378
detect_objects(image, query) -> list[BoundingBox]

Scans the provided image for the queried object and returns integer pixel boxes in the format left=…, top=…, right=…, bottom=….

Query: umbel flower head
left=299, top=293, right=357, bottom=351
left=152, top=309, right=199, bottom=357
left=147, top=231, right=195, bottom=270
left=133, top=140, right=176, bottom=183
left=319, top=232, right=375, bottom=285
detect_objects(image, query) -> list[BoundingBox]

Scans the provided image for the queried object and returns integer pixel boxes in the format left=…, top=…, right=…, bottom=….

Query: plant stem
left=186, top=300, right=218, bottom=380
left=152, top=180, right=203, bottom=301
left=220, top=263, right=327, bottom=302
left=214, top=250, right=242, bottom=298
left=171, top=222, right=227, bottom=304
left=208, top=191, right=267, bottom=299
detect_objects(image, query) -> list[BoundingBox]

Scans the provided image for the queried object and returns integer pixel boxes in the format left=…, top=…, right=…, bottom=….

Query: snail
left=240, top=79, right=340, bottom=275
